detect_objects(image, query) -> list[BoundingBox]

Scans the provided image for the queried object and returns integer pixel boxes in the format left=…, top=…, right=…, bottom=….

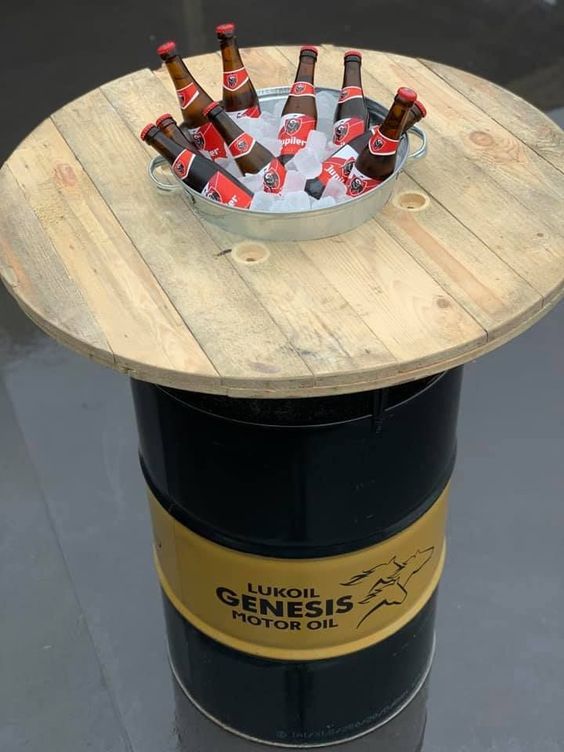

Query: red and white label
left=289, top=81, right=316, bottom=97
left=171, top=149, right=196, bottom=180
left=259, top=159, right=286, bottom=194
left=314, top=143, right=358, bottom=187
left=228, top=132, right=256, bottom=159
left=338, top=86, right=364, bottom=103
left=201, top=171, right=252, bottom=209
left=278, top=113, right=317, bottom=157
left=176, top=82, right=200, bottom=109
left=223, top=67, right=250, bottom=92
left=189, top=122, right=227, bottom=161
left=227, top=105, right=262, bottom=120
left=345, top=165, right=382, bottom=197
left=368, top=127, right=399, bottom=156
left=332, top=117, right=367, bottom=147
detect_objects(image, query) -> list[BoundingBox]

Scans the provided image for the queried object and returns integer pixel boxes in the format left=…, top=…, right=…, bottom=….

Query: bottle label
left=227, top=105, right=262, bottom=120
left=314, top=143, right=359, bottom=188
left=289, top=81, right=316, bottom=97
left=332, top=117, right=367, bottom=147
left=346, top=164, right=383, bottom=197
left=189, top=122, right=227, bottom=161
left=176, top=82, right=200, bottom=110
left=171, top=149, right=196, bottom=180
left=259, top=158, right=286, bottom=194
left=368, top=127, right=399, bottom=157
left=223, top=66, right=250, bottom=92
left=228, top=132, right=256, bottom=159
left=201, top=172, right=252, bottom=209
left=338, top=86, right=364, bottom=103
left=148, top=483, right=449, bottom=661
left=278, top=113, right=317, bottom=157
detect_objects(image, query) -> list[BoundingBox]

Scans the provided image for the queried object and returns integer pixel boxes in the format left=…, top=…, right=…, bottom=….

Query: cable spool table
left=0, top=45, right=562, bottom=751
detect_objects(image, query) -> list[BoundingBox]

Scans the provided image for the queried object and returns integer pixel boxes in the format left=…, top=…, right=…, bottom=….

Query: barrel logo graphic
left=148, top=484, right=449, bottom=661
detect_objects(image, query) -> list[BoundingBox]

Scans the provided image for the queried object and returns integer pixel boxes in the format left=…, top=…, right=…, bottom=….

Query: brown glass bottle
left=204, top=102, right=286, bottom=193
left=278, top=46, right=318, bottom=165
left=216, top=23, right=261, bottom=120
left=332, top=50, right=370, bottom=147
left=346, top=87, right=417, bottom=197
left=157, top=41, right=227, bottom=161
left=402, top=100, right=427, bottom=133
left=155, top=113, right=194, bottom=149
left=140, top=124, right=252, bottom=209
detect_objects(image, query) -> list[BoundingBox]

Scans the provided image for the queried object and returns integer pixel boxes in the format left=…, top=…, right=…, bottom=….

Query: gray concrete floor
left=1, top=2, right=563, bottom=750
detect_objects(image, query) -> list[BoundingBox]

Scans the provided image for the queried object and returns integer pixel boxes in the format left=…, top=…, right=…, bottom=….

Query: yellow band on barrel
left=149, top=484, right=449, bottom=661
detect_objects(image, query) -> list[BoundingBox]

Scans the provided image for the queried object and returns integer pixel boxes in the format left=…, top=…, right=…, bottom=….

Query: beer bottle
left=278, top=46, right=318, bottom=166
left=155, top=113, right=194, bottom=149
left=203, top=102, right=286, bottom=194
left=140, top=124, right=253, bottom=209
left=305, top=129, right=371, bottom=199
left=346, top=87, right=417, bottom=197
left=216, top=23, right=261, bottom=120
left=402, top=99, right=427, bottom=133
left=157, top=41, right=227, bottom=161
left=332, top=50, right=369, bottom=147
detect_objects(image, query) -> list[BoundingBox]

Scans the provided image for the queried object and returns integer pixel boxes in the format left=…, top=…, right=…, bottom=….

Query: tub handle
left=148, top=155, right=181, bottom=192
left=407, top=126, right=427, bottom=161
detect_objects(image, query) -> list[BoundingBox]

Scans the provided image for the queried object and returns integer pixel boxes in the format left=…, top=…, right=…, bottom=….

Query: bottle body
left=141, top=125, right=252, bottom=209
left=217, top=23, right=261, bottom=119
left=346, top=87, right=416, bottom=198
left=278, top=47, right=318, bottom=166
left=332, top=51, right=369, bottom=147
left=157, top=41, right=228, bottom=162
left=204, top=103, right=287, bottom=194
left=305, top=129, right=372, bottom=199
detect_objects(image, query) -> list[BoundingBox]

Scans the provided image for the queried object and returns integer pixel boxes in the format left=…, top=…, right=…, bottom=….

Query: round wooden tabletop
left=0, top=45, right=562, bottom=397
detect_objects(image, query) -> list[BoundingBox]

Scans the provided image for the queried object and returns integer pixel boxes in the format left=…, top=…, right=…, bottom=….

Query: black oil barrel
left=131, top=367, right=462, bottom=747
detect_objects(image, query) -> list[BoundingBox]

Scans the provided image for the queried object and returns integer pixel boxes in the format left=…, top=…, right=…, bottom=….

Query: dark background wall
left=1, top=0, right=563, bottom=163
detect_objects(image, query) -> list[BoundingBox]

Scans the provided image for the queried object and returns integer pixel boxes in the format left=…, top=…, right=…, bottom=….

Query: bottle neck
left=219, top=37, right=244, bottom=71
left=295, top=55, right=316, bottom=84
left=343, top=59, right=362, bottom=88
left=380, top=99, right=412, bottom=140
left=148, top=130, right=184, bottom=161
left=209, top=108, right=243, bottom=144
left=165, top=55, right=195, bottom=88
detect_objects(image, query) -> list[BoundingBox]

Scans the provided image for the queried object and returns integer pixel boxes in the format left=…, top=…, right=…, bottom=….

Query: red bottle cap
left=396, top=87, right=417, bottom=103
left=344, top=50, right=363, bottom=58
left=216, top=23, right=235, bottom=35
left=155, top=113, right=174, bottom=126
left=157, top=41, right=177, bottom=58
left=202, top=101, right=221, bottom=117
left=414, top=100, right=427, bottom=117
left=300, top=45, right=319, bottom=55
left=140, top=124, right=156, bottom=141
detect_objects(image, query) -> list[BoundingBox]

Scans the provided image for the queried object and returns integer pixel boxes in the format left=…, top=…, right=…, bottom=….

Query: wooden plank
left=420, top=59, right=564, bottom=174
left=0, top=166, right=113, bottom=366
left=100, top=69, right=399, bottom=385
left=6, top=118, right=218, bottom=389
left=305, top=45, right=564, bottom=303
left=56, top=74, right=313, bottom=391
left=300, top=219, right=487, bottom=370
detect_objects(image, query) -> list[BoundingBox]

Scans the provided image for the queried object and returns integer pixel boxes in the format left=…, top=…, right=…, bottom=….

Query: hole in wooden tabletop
left=394, top=191, right=430, bottom=212
left=232, top=242, right=270, bottom=265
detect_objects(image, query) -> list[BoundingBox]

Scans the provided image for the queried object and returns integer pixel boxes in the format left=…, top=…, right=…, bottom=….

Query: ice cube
left=259, top=110, right=280, bottom=133
left=279, top=191, right=311, bottom=213
left=306, top=130, right=328, bottom=160
left=241, top=172, right=265, bottom=192
left=315, top=196, right=336, bottom=209
left=260, top=137, right=282, bottom=157
left=282, top=171, right=306, bottom=194
left=292, top=148, right=323, bottom=179
left=324, top=179, right=349, bottom=202
left=250, top=191, right=281, bottom=212
left=317, top=118, right=334, bottom=141
left=216, top=156, right=242, bottom=176
left=316, top=90, right=338, bottom=122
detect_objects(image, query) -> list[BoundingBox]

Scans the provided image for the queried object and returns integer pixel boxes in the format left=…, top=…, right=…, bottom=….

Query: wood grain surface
left=0, top=46, right=562, bottom=397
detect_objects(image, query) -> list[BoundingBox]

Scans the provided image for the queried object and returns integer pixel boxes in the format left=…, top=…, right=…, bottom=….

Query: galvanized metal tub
left=148, top=86, right=427, bottom=241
